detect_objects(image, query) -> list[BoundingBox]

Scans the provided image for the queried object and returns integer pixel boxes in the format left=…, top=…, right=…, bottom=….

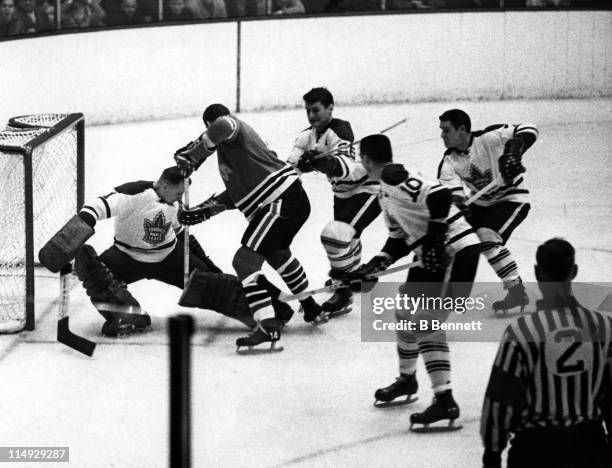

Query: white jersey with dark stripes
left=80, top=181, right=182, bottom=262
left=380, top=171, right=479, bottom=256
left=438, top=123, right=539, bottom=207
left=288, top=118, right=379, bottom=199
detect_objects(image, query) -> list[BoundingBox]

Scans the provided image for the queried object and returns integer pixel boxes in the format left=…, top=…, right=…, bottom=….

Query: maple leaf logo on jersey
left=143, top=211, right=172, bottom=245
left=467, top=165, right=493, bottom=190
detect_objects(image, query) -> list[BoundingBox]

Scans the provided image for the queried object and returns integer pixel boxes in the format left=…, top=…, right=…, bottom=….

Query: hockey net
left=0, top=114, right=84, bottom=333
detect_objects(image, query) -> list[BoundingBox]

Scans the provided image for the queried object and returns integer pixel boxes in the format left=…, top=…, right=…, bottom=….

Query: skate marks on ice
left=270, top=416, right=480, bottom=468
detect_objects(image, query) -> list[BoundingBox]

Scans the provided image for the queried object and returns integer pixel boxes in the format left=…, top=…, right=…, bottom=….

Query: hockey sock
left=418, top=334, right=451, bottom=393
left=481, top=243, right=520, bottom=288
left=397, top=329, right=419, bottom=376
left=321, top=221, right=362, bottom=275
left=242, top=272, right=275, bottom=322
left=267, top=250, right=309, bottom=294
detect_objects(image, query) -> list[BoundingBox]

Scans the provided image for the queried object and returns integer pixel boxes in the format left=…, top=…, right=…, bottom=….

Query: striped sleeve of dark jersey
left=481, top=324, right=527, bottom=456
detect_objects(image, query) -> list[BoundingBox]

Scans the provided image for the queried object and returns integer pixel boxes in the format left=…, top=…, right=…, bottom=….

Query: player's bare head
left=156, top=166, right=185, bottom=204
left=203, top=104, right=230, bottom=128
left=303, top=88, right=334, bottom=130
left=535, top=238, right=577, bottom=287
left=360, top=134, right=392, bottom=179
left=439, top=109, right=471, bottom=151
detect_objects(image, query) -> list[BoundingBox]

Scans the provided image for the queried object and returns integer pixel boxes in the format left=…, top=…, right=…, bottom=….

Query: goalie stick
left=183, top=176, right=190, bottom=288
left=311, top=117, right=409, bottom=162
left=279, top=177, right=501, bottom=303
left=57, top=263, right=96, bottom=357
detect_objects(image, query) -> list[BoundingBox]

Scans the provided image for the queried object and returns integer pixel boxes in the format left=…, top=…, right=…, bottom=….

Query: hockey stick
left=279, top=177, right=501, bottom=303
left=312, top=117, right=410, bottom=162
left=57, top=263, right=96, bottom=357
left=278, top=261, right=422, bottom=303
left=183, top=176, right=190, bottom=288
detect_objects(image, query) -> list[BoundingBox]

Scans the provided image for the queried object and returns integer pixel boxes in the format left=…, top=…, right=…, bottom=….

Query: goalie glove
left=498, top=138, right=525, bottom=182
left=421, top=221, right=450, bottom=271
left=296, top=149, right=321, bottom=173
left=178, top=195, right=226, bottom=226
left=345, top=254, right=393, bottom=293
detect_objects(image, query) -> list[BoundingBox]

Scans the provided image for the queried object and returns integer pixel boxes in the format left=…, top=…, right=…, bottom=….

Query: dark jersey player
left=174, top=104, right=323, bottom=351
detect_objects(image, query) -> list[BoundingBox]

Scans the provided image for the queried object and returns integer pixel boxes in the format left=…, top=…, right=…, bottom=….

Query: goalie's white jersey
left=438, top=123, right=539, bottom=207
left=80, top=181, right=182, bottom=263
left=288, top=118, right=379, bottom=199
left=380, top=171, right=479, bottom=256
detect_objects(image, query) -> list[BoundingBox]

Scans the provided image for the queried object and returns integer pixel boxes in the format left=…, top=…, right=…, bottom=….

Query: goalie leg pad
left=74, top=245, right=141, bottom=318
left=39, top=214, right=94, bottom=273
left=189, top=235, right=222, bottom=273
left=179, top=269, right=254, bottom=327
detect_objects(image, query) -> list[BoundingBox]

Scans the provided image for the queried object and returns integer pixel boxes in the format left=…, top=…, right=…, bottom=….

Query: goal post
left=0, top=113, right=85, bottom=333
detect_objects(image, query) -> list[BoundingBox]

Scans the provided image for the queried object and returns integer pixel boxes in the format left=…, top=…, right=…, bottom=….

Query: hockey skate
left=374, top=374, right=418, bottom=408
left=321, top=287, right=353, bottom=319
left=300, top=296, right=327, bottom=324
left=101, top=311, right=151, bottom=337
left=409, top=390, right=462, bottom=432
left=492, top=281, right=529, bottom=315
left=236, top=318, right=284, bottom=354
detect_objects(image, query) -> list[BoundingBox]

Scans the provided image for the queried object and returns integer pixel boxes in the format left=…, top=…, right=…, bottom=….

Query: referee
left=480, top=238, right=612, bottom=468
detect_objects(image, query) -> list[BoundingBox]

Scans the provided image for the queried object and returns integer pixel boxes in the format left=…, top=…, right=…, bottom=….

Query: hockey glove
left=451, top=195, right=473, bottom=225
left=178, top=195, right=227, bottom=226
left=421, top=221, right=450, bottom=271
left=380, top=163, right=409, bottom=186
left=346, top=254, right=393, bottom=293
left=174, top=138, right=212, bottom=176
left=499, top=138, right=525, bottom=182
left=296, top=149, right=321, bottom=173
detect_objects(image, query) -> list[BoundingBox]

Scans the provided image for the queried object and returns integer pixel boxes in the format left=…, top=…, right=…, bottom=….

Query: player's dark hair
left=360, top=134, right=392, bottom=163
left=536, top=238, right=576, bottom=281
left=303, top=87, right=334, bottom=107
left=160, top=166, right=184, bottom=185
left=439, top=109, right=471, bottom=133
left=203, top=103, right=230, bottom=124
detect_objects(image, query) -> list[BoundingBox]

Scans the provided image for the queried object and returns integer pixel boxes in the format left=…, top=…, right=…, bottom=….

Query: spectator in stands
left=0, top=0, right=26, bottom=35
left=15, top=0, right=53, bottom=32
left=186, top=0, right=226, bottom=18
left=105, top=0, right=148, bottom=24
left=164, top=0, right=196, bottom=20
left=272, top=0, right=305, bottom=14
left=62, top=0, right=105, bottom=28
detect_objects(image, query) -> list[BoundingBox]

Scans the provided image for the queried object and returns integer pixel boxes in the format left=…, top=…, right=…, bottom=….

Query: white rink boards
left=0, top=98, right=610, bottom=468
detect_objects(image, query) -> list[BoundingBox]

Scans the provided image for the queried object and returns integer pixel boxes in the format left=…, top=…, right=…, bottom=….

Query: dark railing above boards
left=0, top=0, right=609, bottom=38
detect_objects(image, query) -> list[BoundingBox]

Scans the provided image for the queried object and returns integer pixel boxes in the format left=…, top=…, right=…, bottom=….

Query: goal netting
left=0, top=114, right=84, bottom=333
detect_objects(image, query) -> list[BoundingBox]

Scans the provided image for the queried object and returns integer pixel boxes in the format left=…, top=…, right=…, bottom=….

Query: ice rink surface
left=1, top=98, right=611, bottom=467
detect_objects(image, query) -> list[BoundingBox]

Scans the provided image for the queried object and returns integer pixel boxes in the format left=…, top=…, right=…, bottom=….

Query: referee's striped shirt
left=481, top=295, right=612, bottom=458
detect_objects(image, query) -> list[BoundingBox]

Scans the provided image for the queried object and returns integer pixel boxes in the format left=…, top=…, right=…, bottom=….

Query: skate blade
left=491, top=306, right=529, bottom=318
left=374, top=395, right=418, bottom=408
left=409, top=419, right=463, bottom=433
left=326, top=306, right=353, bottom=320
left=236, top=344, right=284, bottom=355
left=105, top=326, right=152, bottom=338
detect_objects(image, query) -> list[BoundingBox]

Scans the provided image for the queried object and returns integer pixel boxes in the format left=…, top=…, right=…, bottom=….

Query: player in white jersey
left=348, top=134, right=482, bottom=431
left=287, top=87, right=381, bottom=319
left=40, top=167, right=260, bottom=337
left=438, top=109, right=539, bottom=314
